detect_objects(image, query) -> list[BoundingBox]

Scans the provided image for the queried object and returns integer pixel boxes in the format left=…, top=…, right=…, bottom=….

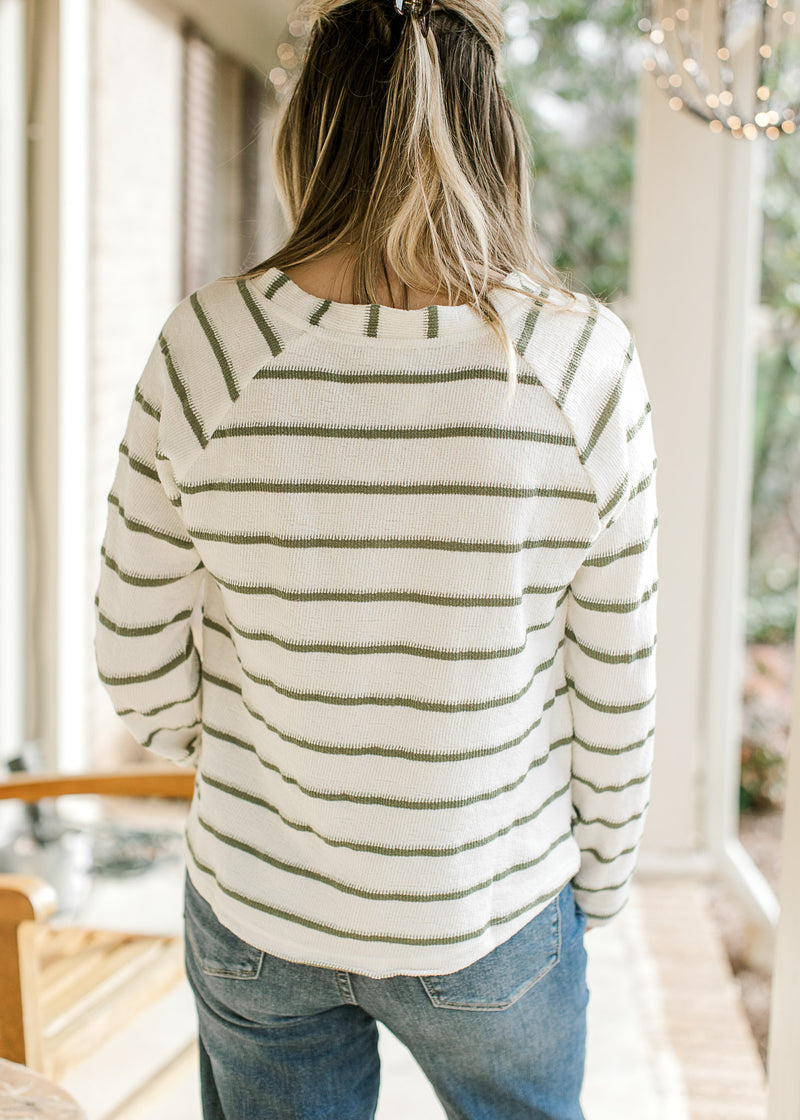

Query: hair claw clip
left=393, top=0, right=433, bottom=38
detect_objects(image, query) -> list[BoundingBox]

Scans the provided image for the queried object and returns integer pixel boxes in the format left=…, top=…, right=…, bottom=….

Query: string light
left=641, top=0, right=800, bottom=139
left=268, top=7, right=309, bottom=96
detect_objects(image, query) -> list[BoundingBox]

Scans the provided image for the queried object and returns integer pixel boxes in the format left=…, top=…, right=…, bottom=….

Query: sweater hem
left=183, top=843, right=581, bottom=979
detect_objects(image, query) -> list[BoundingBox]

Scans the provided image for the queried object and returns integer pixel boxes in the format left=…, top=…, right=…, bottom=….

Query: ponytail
left=245, top=0, right=574, bottom=395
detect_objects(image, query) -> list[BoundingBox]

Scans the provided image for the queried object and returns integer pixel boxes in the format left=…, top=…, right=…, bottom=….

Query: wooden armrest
left=0, top=876, right=57, bottom=1063
left=0, top=876, right=58, bottom=924
left=0, top=766, right=195, bottom=803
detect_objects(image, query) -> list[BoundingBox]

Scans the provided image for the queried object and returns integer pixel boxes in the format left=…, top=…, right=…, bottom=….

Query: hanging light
left=639, top=0, right=800, bottom=138
left=268, top=7, right=309, bottom=96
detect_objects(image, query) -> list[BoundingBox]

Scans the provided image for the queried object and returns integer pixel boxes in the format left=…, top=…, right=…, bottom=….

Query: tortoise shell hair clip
left=393, top=0, right=434, bottom=38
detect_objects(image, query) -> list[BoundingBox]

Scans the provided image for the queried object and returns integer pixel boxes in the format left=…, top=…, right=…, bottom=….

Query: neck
left=283, top=250, right=461, bottom=310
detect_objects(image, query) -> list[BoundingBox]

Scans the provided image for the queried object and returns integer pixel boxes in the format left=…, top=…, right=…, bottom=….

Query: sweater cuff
left=571, top=881, right=631, bottom=930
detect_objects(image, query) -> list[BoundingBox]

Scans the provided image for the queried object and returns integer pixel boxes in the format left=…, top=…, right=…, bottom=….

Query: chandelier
left=639, top=0, right=800, bottom=137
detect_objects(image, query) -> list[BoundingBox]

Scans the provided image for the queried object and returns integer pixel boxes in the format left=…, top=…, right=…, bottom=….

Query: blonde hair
left=244, top=0, right=575, bottom=391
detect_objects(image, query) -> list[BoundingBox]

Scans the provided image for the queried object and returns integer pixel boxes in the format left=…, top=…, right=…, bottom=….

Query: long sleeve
left=94, top=337, right=206, bottom=765
left=565, top=345, right=658, bottom=925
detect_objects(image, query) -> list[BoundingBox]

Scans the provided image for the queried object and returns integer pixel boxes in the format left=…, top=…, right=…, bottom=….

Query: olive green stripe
left=190, top=292, right=238, bottom=402
left=235, top=639, right=565, bottom=712
left=107, top=494, right=195, bottom=551
left=310, top=299, right=332, bottom=327
left=631, top=462, right=657, bottom=501
left=573, top=727, right=655, bottom=756
left=201, top=683, right=568, bottom=764
left=142, top=720, right=200, bottom=749
left=159, top=332, right=207, bottom=448
left=134, top=386, right=161, bottom=421
left=583, top=518, right=658, bottom=568
left=209, top=572, right=567, bottom=606
left=573, top=803, right=649, bottom=829
left=100, top=546, right=202, bottom=588
left=237, top=280, right=283, bottom=356
left=565, top=626, right=656, bottom=666
left=516, top=307, right=540, bottom=357
left=196, top=813, right=573, bottom=904
left=598, top=464, right=657, bottom=525
left=516, top=288, right=549, bottom=356
left=517, top=276, right=548, bottom=300
left=186, top=836, right=568, bottom=948
left=557, top=302, right=599, bottom=406
left=572, top=876, right=631, bottom=895
left=426, top=304, right=439, bottom=339
left=186, top=527, right=592, bottom=553
left=580, top=842, right=638, bottom=864
left=598, top=473, right=629, bottom=523
left=580, top=337, right=634, bottom=464
left=99, top=632, right=195, bottom=686
left=118, top=442, right=159, bottom=482
left=210, top=422, right=574, bottom=446
left=197, top=771, right=571, bottom=858
left=627, top=400, right=651, bottom=442
left=116, top=675, right=201, bottom=717
left=177, top=478, right=595, bottom=502
left=264, top=272, right=290, bottom=299
left=96, top=603, right=193, bottom=638
left=567, top=678, right=655, bottom=715
left=570, top=580, right=659, bottom=614
left=253, top=365, right=542, bottom=387
left=366, top=304, right=380, bottom=337
left=203, top=718, right=570, bottom=809
left=574, top=907, right=620, bottom=921
left=202, top=670, right=240, bottom=694
left=203, top=609, right=558, bottom=662
left=572, top=770, right=649, bottom=795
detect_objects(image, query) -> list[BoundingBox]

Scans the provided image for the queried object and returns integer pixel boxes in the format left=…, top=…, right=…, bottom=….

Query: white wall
left=0, top=0, right=27, bottom=765
left=88, top=0, right=186, bottom=765
left=23, top=0, right=285, bottom=769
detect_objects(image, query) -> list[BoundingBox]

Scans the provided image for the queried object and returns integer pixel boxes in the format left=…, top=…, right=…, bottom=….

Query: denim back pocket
left=420, top=890, right=562, bottom=1011
left=184, top=873, right=264, bottom=980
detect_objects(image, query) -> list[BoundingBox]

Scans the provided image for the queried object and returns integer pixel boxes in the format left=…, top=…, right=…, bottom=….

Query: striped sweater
left=95, top=268, right=657, bottom=978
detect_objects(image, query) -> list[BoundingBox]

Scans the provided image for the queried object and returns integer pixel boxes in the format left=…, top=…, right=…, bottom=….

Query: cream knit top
left=95, top=268, right=657, bottom=978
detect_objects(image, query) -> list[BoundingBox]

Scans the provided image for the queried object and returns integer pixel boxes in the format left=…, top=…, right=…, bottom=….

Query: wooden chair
left=0, top=766, right=195, bottom=1118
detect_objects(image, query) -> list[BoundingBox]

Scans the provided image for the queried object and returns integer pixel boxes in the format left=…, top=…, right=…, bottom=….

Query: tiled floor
left=55, top=861, right=767, bottom=1120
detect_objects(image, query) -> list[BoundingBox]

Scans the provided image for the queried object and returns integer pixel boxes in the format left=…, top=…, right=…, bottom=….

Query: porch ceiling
left=162, top=0, right=294, bottom=74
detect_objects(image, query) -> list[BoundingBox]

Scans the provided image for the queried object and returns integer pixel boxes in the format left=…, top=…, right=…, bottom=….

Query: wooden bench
left=0, top=768, right=195, bottom=1117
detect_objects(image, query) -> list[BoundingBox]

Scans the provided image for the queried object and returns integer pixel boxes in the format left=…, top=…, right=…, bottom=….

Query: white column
left=630, top=73, right=775, bottom=946
left=708, top=135, right=780, bottom=952
left=0, top=0, right=27, bottom=766
left=57, top=0, right=92, bottom=770
left=630, top=75, right=730, bottom=862
left=766, top=634, right=800, bottom=1117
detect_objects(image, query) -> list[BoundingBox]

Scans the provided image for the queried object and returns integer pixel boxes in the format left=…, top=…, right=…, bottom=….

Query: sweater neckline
left=248, top=267, right=535, bottom=342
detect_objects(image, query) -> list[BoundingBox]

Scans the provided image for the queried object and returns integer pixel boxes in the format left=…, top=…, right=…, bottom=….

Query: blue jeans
left=183, top=873, right=588, bottom=1120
